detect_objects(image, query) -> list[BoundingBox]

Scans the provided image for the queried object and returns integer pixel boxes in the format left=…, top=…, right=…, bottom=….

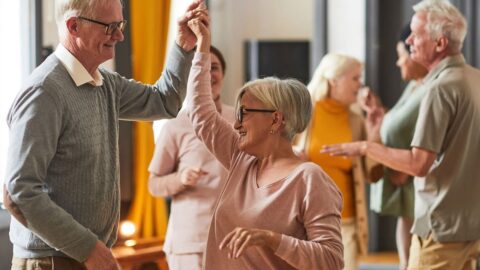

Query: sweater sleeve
left=184, top=52, right=239, bottom=170
left=274, top=170, right=344, bottom=270
left=117, top=44, right=194, bottom=121
left=5, top=87, right=97, bottom=262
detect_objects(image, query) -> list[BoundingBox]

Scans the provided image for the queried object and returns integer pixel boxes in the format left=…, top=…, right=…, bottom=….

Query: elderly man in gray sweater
left=3, top=0, right=209, bottom=269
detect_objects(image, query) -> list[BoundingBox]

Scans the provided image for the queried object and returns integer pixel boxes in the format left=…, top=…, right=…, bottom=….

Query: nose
left=406, top=34, right=413, bottom=46
left=396, top=57, right=404, bottom=67
left=112, top=28, right=124, bottom=42
left=234, top=119, right=241, bottom=130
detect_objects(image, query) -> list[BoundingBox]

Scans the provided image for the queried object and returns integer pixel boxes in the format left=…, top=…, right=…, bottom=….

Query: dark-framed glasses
left=236, top=106, right=276, bottom=123
left=78, top=16, right=127, bottom=35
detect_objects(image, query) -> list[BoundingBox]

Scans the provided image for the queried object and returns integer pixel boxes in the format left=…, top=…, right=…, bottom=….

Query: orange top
left=308, top=99, right=356, bottom=219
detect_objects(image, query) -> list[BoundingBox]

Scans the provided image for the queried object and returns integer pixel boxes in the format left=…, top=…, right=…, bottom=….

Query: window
left=0, top=0, right=30, bottom=204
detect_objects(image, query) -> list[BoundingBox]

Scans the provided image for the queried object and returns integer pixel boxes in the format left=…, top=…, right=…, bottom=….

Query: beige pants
left=12, top=256, right=86, bottom=270
left=342, top=220, right=359, bottom=270
left=166, top=252, right=203, bottom=270
left=407, top=234, right=480, bottom=270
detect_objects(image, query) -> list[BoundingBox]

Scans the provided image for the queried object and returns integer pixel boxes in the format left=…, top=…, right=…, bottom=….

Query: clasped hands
left=176, top=0, right=210, bottom=52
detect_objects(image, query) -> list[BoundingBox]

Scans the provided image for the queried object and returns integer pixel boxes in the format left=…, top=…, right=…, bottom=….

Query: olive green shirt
left=411, top=55, right=480, bottom=242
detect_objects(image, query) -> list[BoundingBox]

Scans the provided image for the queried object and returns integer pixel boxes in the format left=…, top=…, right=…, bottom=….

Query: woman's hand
left=389, top=170, right=410, bottom=186
left=180, top=167, right=208, bottom=186
left=186, top=3, right=211, bottom=53
left=219, top=227, right=281, bottom=259
left=320, top=141, right=368, bottom=157
left=366, top=106, right=385, bottom=142
left=358, top=87, right=382, bottom=113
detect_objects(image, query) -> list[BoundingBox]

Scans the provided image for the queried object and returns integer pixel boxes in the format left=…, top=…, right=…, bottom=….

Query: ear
left=435, top=36, right=449, bottom=53
left=271, top=111, right=285, bottom=131
left=66, top=17, right=79, bottom=36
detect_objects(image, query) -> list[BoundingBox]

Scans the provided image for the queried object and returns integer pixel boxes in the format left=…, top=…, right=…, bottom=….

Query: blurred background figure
left=148, top=46, right=235, bottom=270
left=295, top=53, right=370, bottom=270
left=360, top=24, right=428, bottom=270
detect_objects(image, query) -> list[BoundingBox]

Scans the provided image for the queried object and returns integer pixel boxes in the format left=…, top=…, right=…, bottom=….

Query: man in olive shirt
left=322, top=0, right=480, bottom=269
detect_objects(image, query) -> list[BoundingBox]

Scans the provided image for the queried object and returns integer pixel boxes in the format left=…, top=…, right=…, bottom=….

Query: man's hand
left=176, top=0, right=210, bottom=51
left=180, top=167, right=208, bottom=186
left=219, top=227, right=281, bottom=259
left=3, top=184, right=28, bottom=227
left=84, top=240, right=119, bottom=270
left=321, top=141, right=368, bottom=157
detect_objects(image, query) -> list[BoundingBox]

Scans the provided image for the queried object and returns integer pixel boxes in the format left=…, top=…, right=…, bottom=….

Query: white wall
left=328, top=0, right=366, bottom=62
left=209, top=0, right=314, bottom=105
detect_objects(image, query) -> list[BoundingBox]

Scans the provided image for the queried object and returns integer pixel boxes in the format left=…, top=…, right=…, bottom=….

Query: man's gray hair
left=55, top=0, right=123, bottom=37
left=235, top=77, right=312, bottom=141
left=413, top=0, right=467, bottom=53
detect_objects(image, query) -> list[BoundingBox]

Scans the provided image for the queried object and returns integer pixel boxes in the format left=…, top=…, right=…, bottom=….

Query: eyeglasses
left=78, top=16, right=127, bottom=35
left=236, top=106, right=276, bottom=123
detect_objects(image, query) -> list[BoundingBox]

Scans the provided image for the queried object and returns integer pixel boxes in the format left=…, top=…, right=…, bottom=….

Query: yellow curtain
left=128, top=0, right=171, bottom=239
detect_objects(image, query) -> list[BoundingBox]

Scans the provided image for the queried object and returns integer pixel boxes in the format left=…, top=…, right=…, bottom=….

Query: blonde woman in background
left=296, top=53, right=372, bottom=270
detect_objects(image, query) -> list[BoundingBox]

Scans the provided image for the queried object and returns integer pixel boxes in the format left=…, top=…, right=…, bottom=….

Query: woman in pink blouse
left=185, top=17, right=344, bottom=269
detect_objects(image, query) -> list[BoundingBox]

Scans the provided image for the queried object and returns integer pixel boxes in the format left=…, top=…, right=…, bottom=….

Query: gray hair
left=413, top=0, right=467, bottom=53
left=308, top=53, right=362, bottom=103
left=55, top=0, right=123, bottom=38
left=235, top=77, right=312, bottom=141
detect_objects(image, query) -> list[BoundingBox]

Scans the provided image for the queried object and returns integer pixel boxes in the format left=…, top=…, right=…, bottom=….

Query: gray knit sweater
left=5, top=44, right=193, bottom=262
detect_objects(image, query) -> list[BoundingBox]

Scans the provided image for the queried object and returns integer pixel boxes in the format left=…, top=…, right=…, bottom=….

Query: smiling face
left=406, top=12, right=438, bottom=69
left=210, top=52, right=224, bottom=101
left=75, top=0, right=124, bottom=67
left=233, top=91, right=274, bottom=155
left=329, top=63, right=362, bottom=106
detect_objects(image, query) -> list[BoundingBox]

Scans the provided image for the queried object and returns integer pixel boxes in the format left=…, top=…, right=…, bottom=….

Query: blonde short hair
left=55, top=0, right=123, bottom=38
left=308, top=53, right=361, bottom=103
left=413, top=0, right=467, bottom=53
left=235, top=77, right=312, bottom=141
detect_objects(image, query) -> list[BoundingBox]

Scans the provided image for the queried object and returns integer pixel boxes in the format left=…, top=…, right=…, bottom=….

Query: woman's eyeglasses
left=236, top=106, right=276, bottom=123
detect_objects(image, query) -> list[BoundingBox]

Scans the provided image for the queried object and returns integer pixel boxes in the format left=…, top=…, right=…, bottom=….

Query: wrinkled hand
left=365, top=106, right=385, bottom=142
left=3, top=184, right=28, bottom=227
left=321, top=141, right=368, bottom=157
left=180, top=167, right=208, bottom=186
left=187, top=16, right=210, bottom=52
left=358, top=87, right=382, bottom=114
left=219, top=227, right=280, bottom=259
left=176, top=0, right=210, bottom=51
left=389, top=170, right=410, bottom=186
left=84, top=240, right=119, bottom=270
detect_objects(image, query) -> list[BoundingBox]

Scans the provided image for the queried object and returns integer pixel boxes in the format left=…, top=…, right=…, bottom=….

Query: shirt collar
left=424, top=54, right=466, bottom=84
left=54, top=44, right=104, bottom=87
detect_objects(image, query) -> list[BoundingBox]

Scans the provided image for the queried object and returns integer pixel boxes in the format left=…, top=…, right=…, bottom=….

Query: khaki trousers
left=407, top=234, right=480, bottom=270
left=12, top=256, right=86, bottom=270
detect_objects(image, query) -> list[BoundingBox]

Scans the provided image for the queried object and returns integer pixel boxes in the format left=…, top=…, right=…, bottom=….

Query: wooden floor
left=360, top=251, right=399, bottom=264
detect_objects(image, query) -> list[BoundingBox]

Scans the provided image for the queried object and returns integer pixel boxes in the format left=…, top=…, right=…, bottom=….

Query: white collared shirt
left=54, top=44, right=104, bottom=87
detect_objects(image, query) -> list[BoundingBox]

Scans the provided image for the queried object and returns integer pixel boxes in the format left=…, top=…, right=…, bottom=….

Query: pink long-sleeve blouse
left=186, top=52, right=344, bottom=270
